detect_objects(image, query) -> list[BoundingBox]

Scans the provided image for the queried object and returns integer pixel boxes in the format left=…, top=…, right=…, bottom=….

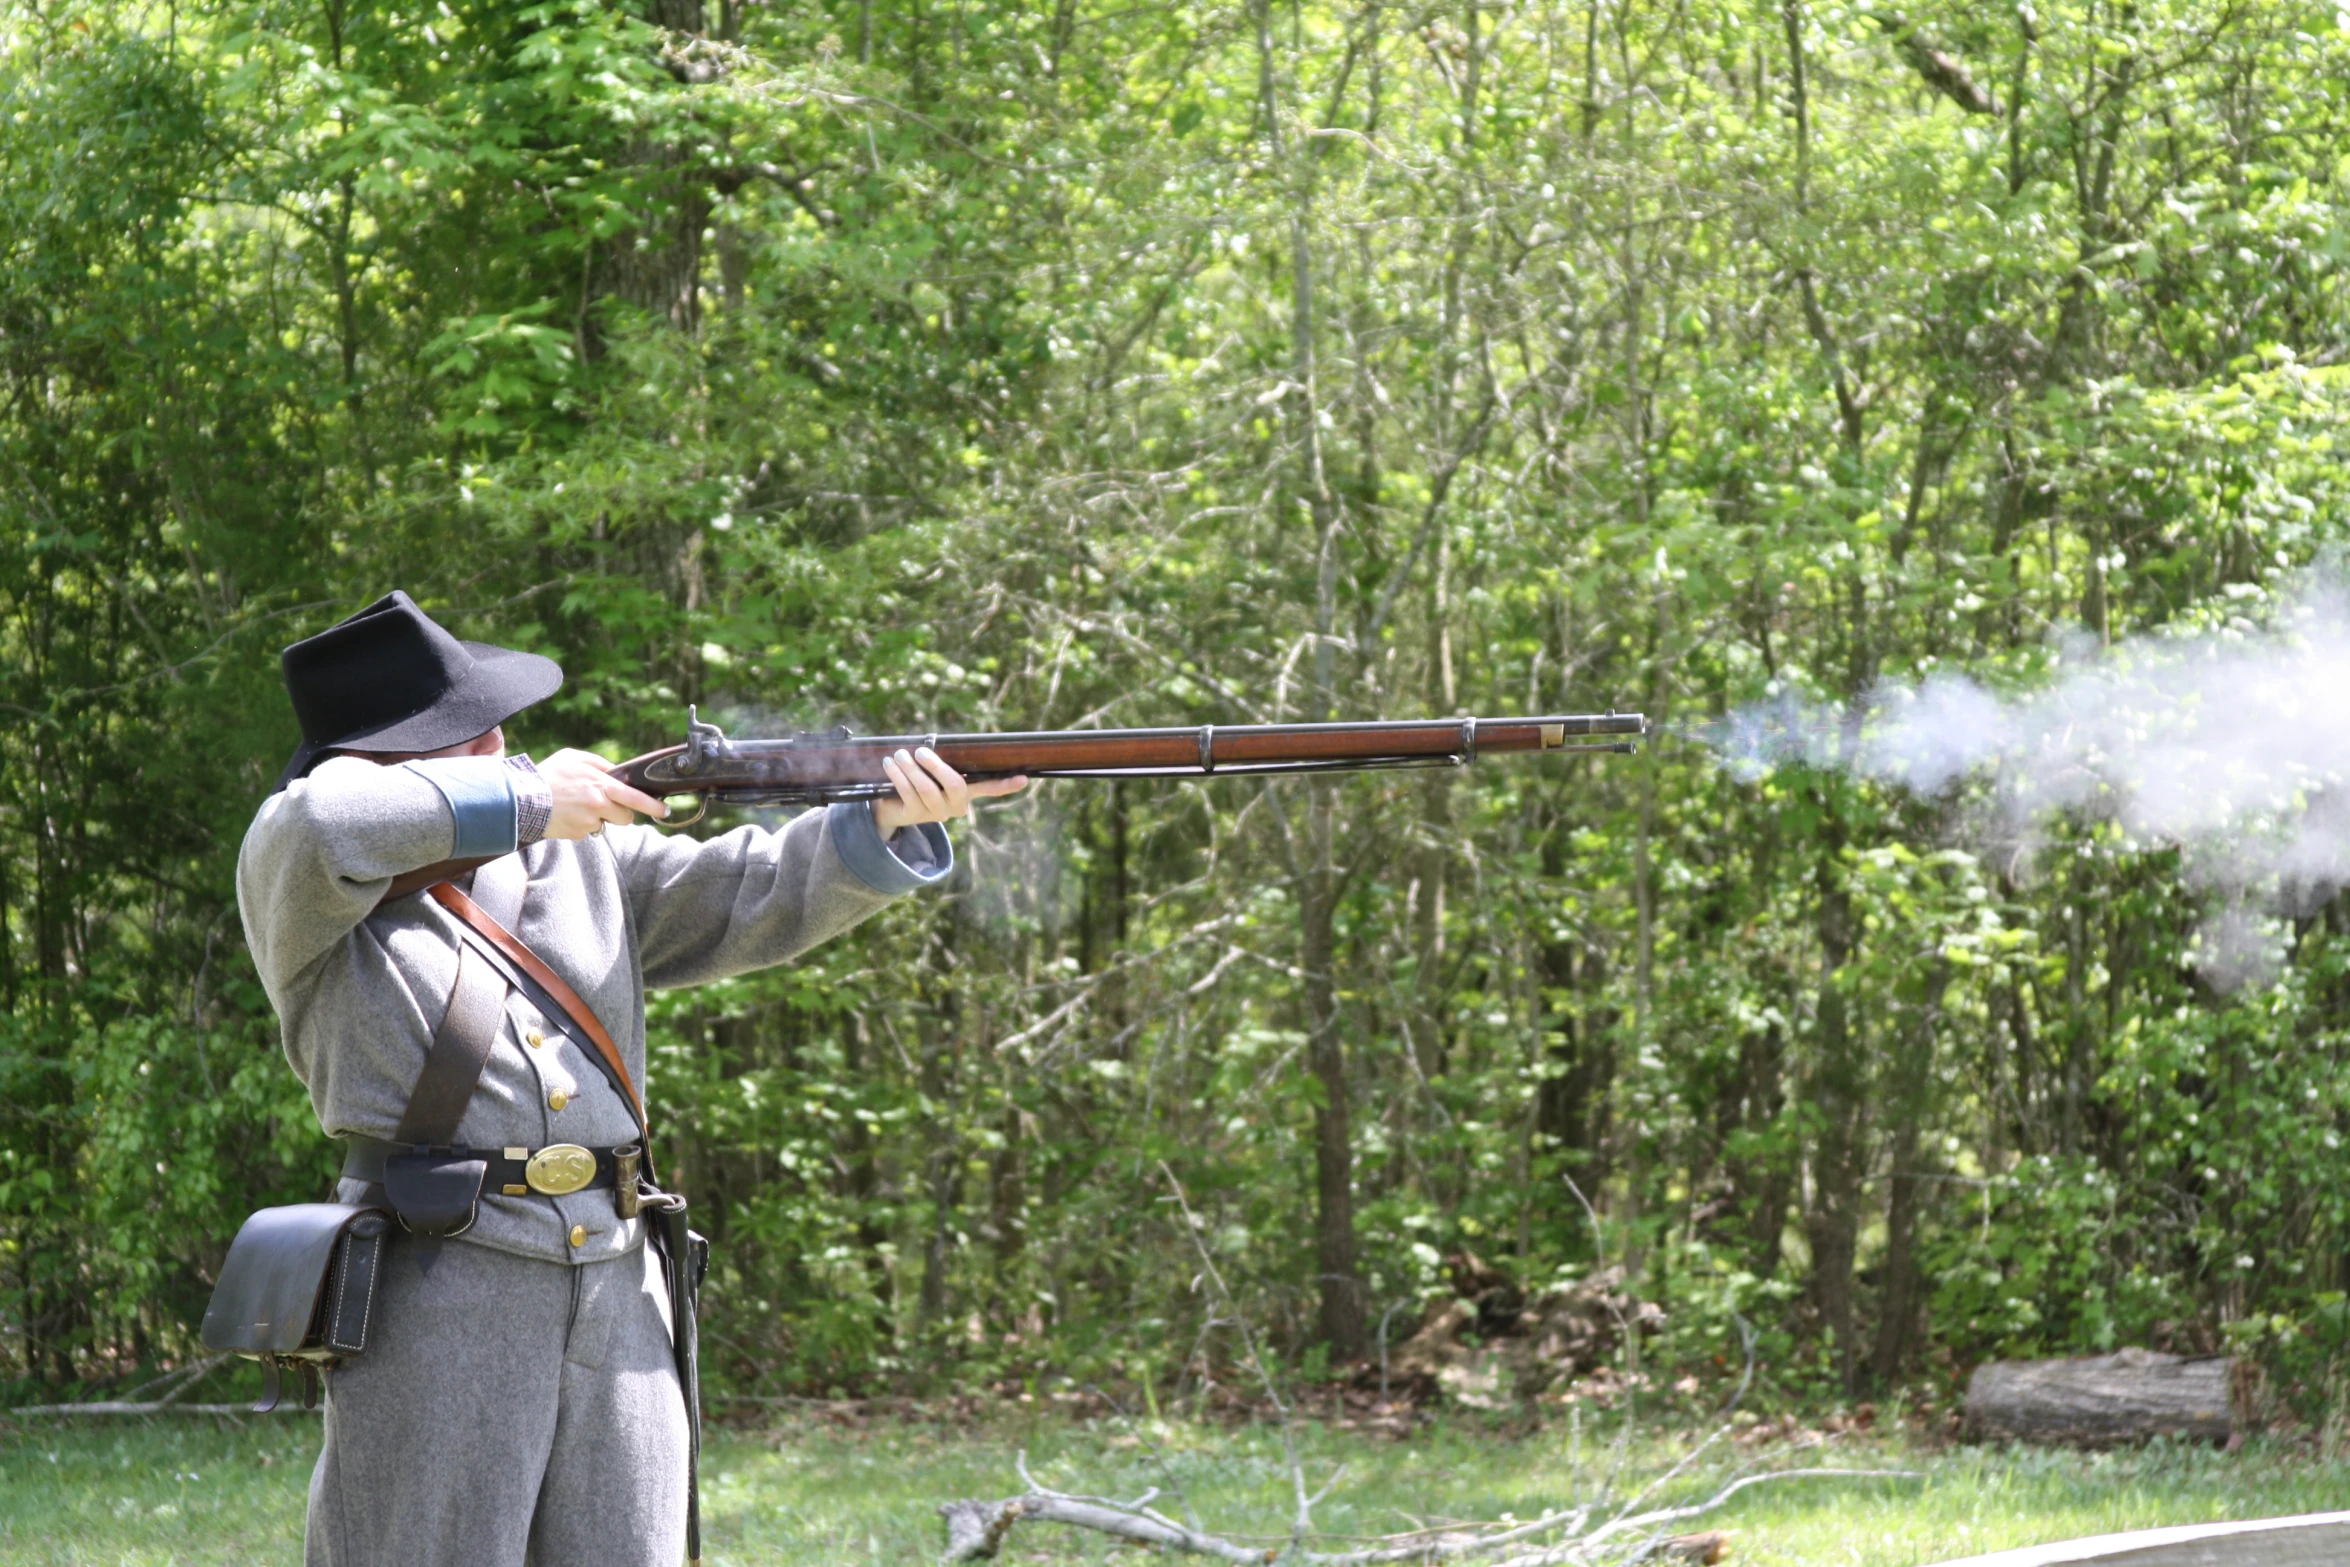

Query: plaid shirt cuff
left=506, top=754, right=553, bottom=846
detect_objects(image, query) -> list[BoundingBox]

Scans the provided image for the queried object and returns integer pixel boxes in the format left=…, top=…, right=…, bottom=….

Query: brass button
left=526, top=1030, right=545, bottom=1049
left=568, top=1224, right=587, bottom=1249
left=549, top=1090, right=569, bottom=1112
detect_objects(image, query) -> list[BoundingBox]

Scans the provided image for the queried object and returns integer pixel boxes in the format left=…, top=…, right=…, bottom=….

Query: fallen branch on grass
left=938, top=1462, right=1909, bottom=1564
left=6, top=1401, right=303, bottom=1418
left=7, top=1354, right=248, bottom=1418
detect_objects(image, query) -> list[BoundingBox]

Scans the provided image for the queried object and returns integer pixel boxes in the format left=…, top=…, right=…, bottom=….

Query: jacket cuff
left=827, top=800, right=953, bottom=895
left=505, top=755, right=553, bottom=846
left=403, top=756, right=519, bottom=859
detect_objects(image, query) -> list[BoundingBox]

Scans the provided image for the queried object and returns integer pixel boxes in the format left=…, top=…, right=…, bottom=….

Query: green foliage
left=9, top=0, right=2350, bottom=1416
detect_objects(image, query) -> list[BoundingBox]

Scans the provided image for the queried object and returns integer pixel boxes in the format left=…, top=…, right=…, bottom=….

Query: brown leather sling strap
left=427, top=880, right=650, bottom=1139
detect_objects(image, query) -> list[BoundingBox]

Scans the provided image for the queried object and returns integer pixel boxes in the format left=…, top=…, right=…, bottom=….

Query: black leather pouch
left=382, top=1147, right=487, bottom=1237
left=201, top=1203, right=390, bottom=1411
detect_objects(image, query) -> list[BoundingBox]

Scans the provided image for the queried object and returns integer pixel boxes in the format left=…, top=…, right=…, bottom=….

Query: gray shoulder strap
left=392, top=853, right=529, bottom=1147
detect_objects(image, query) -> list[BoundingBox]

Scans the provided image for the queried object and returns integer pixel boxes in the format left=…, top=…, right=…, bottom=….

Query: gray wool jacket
left=237, top=753, right=950, bottom=1266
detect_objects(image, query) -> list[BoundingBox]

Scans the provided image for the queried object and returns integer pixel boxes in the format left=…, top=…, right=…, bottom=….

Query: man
left=237, top=591, right=1021, bottom=1565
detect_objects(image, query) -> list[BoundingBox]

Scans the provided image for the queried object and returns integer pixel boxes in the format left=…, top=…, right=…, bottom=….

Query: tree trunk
left=1869, top=1121, right=1925, bottom=1390
left=988, top=1100, right=1027, bottom=1331
left=587, top=0, right=712, bottom=346
left=916, top=916, right=962, bottom=1333
left=841, top=1013, right=897, bottom=1341
left=1869, top=957, right=1947, bottom=1387
left=1804, top=791, right=1866, bottom=1394
left=1302, top=817, right=1362, bottom=1358
left=1719, top=796, right=1791, bottom=1278
left=1253, top=0, right=1362, bottom=1362
left=1536, top=894, right=1614, bottom=1179
left=1779, top=0, right=1882, bottom=1360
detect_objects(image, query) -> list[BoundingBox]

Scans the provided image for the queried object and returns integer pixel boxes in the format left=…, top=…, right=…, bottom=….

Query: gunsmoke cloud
left=1709, top=574, right=2350, bottom=987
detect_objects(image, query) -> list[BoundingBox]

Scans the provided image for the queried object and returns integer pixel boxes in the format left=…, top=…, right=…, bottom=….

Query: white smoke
left=1712, top=574, right=2350, bottom=987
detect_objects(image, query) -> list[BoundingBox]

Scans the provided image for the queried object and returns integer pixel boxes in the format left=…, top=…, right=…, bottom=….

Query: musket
left=613, top=705, right=1648, bottom=824
left=381, top=706, right=1643, bottom=900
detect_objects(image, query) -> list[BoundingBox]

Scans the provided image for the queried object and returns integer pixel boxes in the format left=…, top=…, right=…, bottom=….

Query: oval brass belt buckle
left=524, top=1143, right=597, bottom=1196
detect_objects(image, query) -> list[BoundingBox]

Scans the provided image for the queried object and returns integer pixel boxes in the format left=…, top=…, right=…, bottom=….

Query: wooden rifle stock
left=379, top=706, right=1644, bottom=901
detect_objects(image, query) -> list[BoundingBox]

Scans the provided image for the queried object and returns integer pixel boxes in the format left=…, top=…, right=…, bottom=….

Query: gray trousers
left=306, top=1235, right=688, bottom=1567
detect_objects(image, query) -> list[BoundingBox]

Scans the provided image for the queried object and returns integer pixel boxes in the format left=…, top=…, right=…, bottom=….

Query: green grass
left=3, top=1409, right=2348, bottom=1565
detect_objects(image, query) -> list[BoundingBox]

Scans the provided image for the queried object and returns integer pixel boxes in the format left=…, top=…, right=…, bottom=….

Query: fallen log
left=1964, top=1349, right=2235, bottom=1448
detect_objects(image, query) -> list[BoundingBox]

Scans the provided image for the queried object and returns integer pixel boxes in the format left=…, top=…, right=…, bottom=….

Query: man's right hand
left=540, top=749, right=671, bottom=839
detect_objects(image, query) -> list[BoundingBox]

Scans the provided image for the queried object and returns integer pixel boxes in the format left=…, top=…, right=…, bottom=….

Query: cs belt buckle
left=524, top=1144, right=597, bottom=1196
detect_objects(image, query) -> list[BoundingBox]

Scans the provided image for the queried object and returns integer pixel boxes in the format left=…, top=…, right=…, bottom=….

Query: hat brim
left=274, top=643, right=563, bottom=791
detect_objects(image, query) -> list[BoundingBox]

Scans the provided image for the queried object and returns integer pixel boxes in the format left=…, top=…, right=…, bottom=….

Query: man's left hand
left=874, top=747, right=1027, bottom=834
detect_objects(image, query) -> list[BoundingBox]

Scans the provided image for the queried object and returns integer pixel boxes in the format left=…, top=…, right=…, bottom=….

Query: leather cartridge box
left=202, top=1202, right=389, bottom=1360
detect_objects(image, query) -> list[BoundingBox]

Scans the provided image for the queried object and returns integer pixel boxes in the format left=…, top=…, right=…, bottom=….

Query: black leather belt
left=341, top=1136, right=634, bottom=1197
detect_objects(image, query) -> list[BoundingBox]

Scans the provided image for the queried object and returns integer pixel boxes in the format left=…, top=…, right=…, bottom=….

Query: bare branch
left=1579, top=1468, right=1922, bottom=1552
left=6, top=1353, right=238, bottom=1418
left=937, top=1461, right=1908, bottom=1565
left=4, top=1403, right=292, bottom=1418
left=941, top=1490, right=1269, bottom=1564
left=1870, top=13, right=2002, bottom=115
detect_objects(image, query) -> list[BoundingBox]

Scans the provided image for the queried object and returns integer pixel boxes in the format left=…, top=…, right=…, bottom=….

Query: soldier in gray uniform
left=237, top=592, right=1021, bottom=1566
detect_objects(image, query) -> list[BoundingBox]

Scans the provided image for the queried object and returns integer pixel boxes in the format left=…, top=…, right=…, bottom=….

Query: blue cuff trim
left=827, top=800, right=953, bottom=895
left=404, top=757, right=520, bottom=860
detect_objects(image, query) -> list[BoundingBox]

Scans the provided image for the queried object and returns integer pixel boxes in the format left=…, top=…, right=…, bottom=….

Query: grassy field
left=3, top=1407, right=2348, bottom=1565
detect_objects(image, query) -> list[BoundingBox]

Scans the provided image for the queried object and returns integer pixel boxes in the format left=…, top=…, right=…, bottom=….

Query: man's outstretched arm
left=609, top=746, right=1024, bottom=989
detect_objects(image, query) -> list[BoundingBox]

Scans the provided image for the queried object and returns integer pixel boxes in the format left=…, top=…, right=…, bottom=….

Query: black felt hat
left=273, top=591, right=563, bottom=791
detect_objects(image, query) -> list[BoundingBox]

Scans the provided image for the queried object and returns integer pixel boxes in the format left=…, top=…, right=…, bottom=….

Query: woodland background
left=6, top=0, right=2350, bottom=1411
